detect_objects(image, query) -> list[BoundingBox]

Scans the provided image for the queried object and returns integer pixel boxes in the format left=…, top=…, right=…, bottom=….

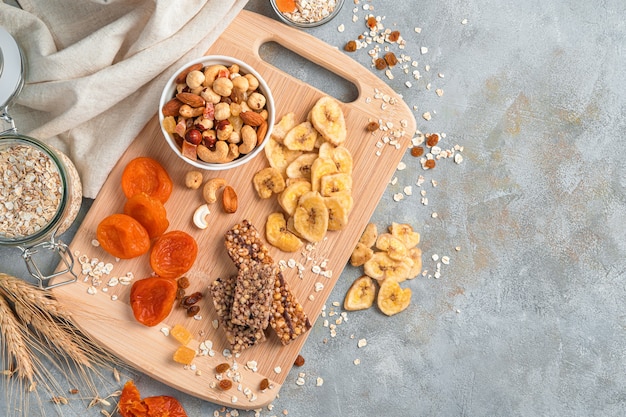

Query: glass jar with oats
left=0, top=27, right=81, bottom=289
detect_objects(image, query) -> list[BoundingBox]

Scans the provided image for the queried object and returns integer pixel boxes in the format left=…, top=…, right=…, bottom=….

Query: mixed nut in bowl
left=159, top=55, right=274, bottom=170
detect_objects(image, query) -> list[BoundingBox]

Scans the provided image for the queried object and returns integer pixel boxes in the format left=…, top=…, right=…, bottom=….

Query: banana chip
left=344, top=275, right=376, bottom=311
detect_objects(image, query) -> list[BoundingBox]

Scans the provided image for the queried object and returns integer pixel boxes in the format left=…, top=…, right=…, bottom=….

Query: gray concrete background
left=2, top=0, right=626, bottom=416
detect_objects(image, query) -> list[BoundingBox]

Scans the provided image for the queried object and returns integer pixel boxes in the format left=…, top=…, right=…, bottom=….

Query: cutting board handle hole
left=259, top=42, right=359, bottom=103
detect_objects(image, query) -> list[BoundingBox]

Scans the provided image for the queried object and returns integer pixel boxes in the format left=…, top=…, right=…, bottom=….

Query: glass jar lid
left=0, top=26, right=25, bottom=112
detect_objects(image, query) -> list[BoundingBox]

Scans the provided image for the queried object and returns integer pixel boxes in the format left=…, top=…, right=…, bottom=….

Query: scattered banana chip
left=265, top=212, right=303, bottom=252
left=293, top=191, right=329, bottom=243
left=376, top=233, right=408, bottom=261
left=406, top=247, right=423, bottom=279
left=253, top=167, right=286, bottom=199
left=344, top=275, right=376, bottom=311
left=320, top=172, right=352, bottom=197
left=283, top=121, right=318, bottom=151
left=350, top=242, right=374, bottom=267
left=311, top=157, right=338, bottom=192
left=265, top=138, right=303, bottom=178
left=318, top=142, right=353, bottom=174
left=278, top=181, right=312, bottom=217
left=377, top=279, right=411, bottom=316
left=363, top=252, right=413, bottom=283
left=324, top=193, right=352, bottom=231
left=389, top=222, right=420, bottom=248
left=359, top=223, right=378, bottom=248
left=309, top=96, right=347, bottom=146
left=286, top=153, right=318, bottom=180
left=270, top=112, right=297, bottom=144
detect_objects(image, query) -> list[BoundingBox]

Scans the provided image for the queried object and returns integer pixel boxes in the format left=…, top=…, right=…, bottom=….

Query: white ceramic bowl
left=159, top=55, right=274, bottom=170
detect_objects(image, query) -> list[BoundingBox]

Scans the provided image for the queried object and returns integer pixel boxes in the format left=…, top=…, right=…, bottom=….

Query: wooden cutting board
left=53, top=10, right=416, bottom=409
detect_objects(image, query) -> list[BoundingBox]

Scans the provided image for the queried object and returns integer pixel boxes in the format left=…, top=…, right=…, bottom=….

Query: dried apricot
left=130, top=277, right=178, bottom=327
left=119, top=381, right=148, bottom=417
left=275, top=0, right=296, bottom=13
left=123, top=192, right=169, bottom=239
left=96, top=214, right=150, bottom=259
left=150, top=231, right=198, bottom=279
left=143, top=395, right=188, bottom=417
left=121, top=157, right=173, bottom=203
left=120, top=380, right=188, bottom=417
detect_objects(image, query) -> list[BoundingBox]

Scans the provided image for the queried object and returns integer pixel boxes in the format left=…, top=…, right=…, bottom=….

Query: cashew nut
left=193, top=204, right=211, bottom=229
left=179, top=104, right=203, bottom=118
left=200, top=87, right=221, bottom=104
left=197, top=141, right=229, bottom=164
left=244, top=73, right=259, bottom=92
left=203, top=64, right=228, bottom=87
left=239, top=125, right=257, bottom=154
left=202, top=177, right=227, bottom=204
left=225, top=143, right=240, bottom=162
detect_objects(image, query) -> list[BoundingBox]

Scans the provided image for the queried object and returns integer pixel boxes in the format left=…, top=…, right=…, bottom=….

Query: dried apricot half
left=150, top=230, right=198, bottom=279
left=96, top=213, right=150, bottom=259
left=130, top=276, right=178, bottom=327
left=121, top=157, right=173, bottom=203
left=124, top=192, right=169, bottom=239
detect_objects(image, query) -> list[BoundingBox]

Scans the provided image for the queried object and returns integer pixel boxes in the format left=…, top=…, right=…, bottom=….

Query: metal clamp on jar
left=1, top=26, right=82, bottom=289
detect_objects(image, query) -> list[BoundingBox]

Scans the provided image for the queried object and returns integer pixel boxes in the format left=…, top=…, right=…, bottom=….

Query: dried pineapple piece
left=170, top=324, right=193, bottom=345
left=173, top=345, right=196, bottom=365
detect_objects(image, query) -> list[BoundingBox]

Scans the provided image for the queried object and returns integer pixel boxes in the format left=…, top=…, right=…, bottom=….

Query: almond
left=222, top=185, right=238, bottom=214
left=176, top=92, right=206, bottom=108
left=175, top=63, right=204, bottom=84
left=240, top=111, right=265, bottom=127
left=162, top=98, right=183, bottom=117
left=256, top=120, right=268, bottom=145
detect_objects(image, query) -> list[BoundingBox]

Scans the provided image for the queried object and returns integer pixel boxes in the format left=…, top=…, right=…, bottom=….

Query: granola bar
left=230, top=261, right=277, bottom=330
left=269, top=271, right=312, bottom=345
left=210, top=275, right=266, bottom=353
left=224, top=220, right=272, bottom=266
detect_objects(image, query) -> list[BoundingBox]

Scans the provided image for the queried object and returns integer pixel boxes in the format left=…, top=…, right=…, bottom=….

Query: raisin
left=366, top=121, right=380, bottom=132
left=424, top=159, right=436, bottom=169
left=186, top=305, right=200, bottom=317
left=177, top=276, right=190, bottom=289
left=366, top=16, right=377, bottom=30
left=175, top=288, right=186, bottom=301
left=344, top=40, right=357, bottom=52
left=388, top=30, right=400, bottom=42
left=375, top=58, right=387, bottom=70
left=181, top=291, right=203, bottom=307
left=384, top=52, right=398, bottom=67
left=426, top=133, right=440, bottom=147
left=294, top=354, right=305, bottom=366
left=215, top=363, right=230, bottom=374
left=259, top=378, right=270, bottom=391
left=411, top=146, right=425, bottom=157
left=218, top=379, right=232, bottom=390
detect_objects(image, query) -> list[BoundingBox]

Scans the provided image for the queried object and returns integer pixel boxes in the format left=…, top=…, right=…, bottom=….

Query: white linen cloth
left=0, top=0, right=248, bottom=198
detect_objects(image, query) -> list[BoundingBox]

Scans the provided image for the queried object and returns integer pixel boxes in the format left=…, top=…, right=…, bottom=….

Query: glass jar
left=1, top=26, right=81, bottom=289
left=270, top=0, right=345, bottom=29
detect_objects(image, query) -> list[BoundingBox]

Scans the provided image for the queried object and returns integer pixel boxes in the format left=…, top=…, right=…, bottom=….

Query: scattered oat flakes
left=422, top=112, right=432, bottom=121
left=353, top=358, right=361, bottom=365
left=403, top=186, right=413, bottom=195
left=357, top=338, right=367, bottom=348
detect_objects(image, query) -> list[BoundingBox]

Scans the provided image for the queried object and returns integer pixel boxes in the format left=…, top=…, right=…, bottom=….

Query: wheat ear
left=0, top=273, right=72, bottom=320
left=0, top=295, right=35, bottom=384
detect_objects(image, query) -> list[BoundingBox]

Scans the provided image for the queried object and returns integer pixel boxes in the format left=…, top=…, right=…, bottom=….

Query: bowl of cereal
left=159, top=55, right=274, bottom=170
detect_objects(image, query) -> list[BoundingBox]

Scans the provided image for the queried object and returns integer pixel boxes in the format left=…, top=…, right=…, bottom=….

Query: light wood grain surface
left=52, top=10, right=416, bottom=409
